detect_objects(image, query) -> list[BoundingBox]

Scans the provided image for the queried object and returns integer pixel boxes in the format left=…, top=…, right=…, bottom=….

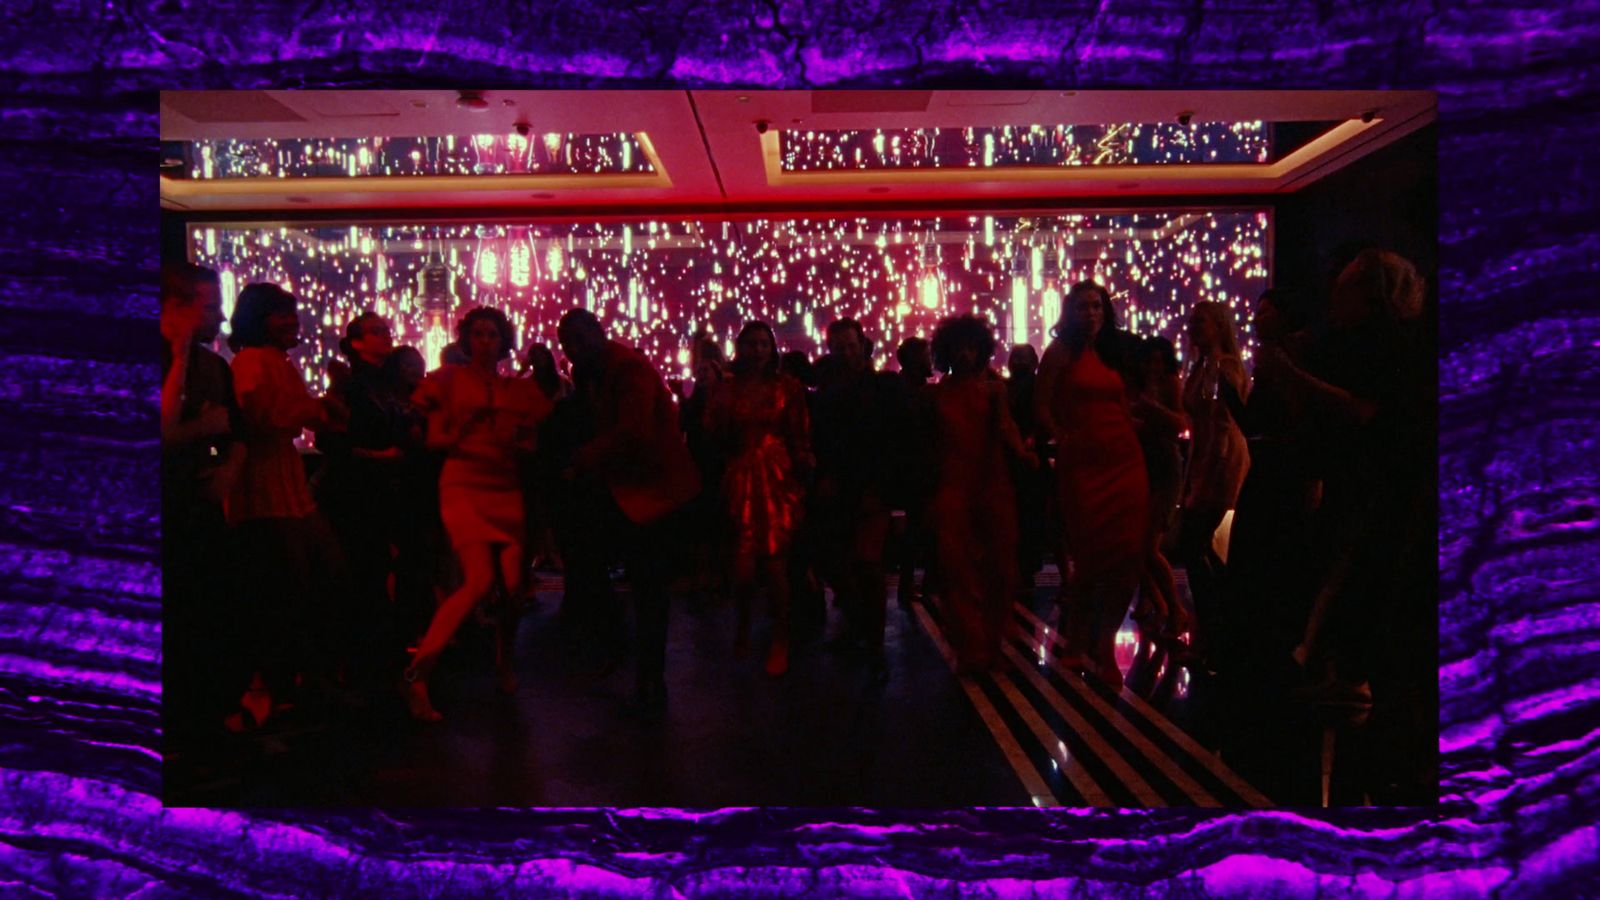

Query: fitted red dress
left=706, top=374, right=810, bottom=558
left=417, top=366, right=551, bottom=550
left=1039, top=343, right=1149, bottom=587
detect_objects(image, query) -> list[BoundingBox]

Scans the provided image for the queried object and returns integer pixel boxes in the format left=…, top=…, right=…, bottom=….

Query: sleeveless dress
left=930, top=375, right=1021, bottom=669
left=418, top=366, right=551, bottom=549
left=1042, top=344, right=1149, bottom=585
left=708, top=374, right=810, bottom=558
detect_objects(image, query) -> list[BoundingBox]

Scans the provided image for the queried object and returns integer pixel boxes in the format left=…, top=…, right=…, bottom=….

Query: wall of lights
left=780, top=122, right=1270, bottom=171
left=187, top=211, right=1270, bottom=399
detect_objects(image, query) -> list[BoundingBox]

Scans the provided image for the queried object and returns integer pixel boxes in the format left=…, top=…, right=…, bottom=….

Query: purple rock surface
left=1, top=2, right=1596, bottom=895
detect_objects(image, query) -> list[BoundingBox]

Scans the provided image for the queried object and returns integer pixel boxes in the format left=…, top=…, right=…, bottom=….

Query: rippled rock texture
left=1, top=2, right=1596, bottom=896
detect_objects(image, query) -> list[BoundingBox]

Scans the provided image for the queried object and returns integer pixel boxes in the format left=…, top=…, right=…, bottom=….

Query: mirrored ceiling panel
left=778, top=122, right=1271, bottom=172
left=162, top=132, right=655, bottom=180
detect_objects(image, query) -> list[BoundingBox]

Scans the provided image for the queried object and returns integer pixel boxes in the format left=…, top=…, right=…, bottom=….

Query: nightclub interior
left=159, top=90, right=1438, bottom=808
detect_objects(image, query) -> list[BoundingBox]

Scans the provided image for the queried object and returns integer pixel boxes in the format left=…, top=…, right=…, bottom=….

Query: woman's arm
left=1138, top=376, right=1190, bottom=438
left=1033, top=343, right=1066, bottom=442
left=1263, top=347, right=1377, bottom=426
left=993, top=381, right=1034, bottom=464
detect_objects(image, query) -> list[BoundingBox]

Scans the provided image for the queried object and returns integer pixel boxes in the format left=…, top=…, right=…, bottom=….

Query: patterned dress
left=707, top=374, right=811, bottom=558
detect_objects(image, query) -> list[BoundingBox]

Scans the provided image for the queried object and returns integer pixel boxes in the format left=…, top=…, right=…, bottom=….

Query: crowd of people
left=162, top=247, right=1434, bottom=774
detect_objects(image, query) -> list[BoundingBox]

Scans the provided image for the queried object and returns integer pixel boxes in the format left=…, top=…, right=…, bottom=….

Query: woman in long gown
left=402, top=307, right=551, bottom=721
left=1035, top=281, right=1148, bottom=688
left=705, top=321, right=812, bottom=677
left=928, top=315, right=1036, bottom=674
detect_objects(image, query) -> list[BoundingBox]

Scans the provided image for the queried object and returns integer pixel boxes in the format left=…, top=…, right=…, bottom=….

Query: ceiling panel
left=160, top=90, right=1435, bottom=213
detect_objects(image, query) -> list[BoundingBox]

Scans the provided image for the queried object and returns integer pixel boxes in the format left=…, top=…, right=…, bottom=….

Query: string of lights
left=779, top=122, right=1269, bottom=171
left=172, top=132, right=653, bottom=179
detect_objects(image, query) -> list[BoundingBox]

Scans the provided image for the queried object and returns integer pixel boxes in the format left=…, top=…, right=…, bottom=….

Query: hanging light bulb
left=919, top=271, right=942, bottom=310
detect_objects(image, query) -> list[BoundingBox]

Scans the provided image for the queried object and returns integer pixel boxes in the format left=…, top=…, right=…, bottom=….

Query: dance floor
left=163, top=567, right=1329, bottom=809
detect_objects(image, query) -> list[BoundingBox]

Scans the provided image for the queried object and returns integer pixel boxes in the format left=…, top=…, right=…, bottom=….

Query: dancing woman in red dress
left=927, top=316, right=1037, bottom=674
left=1035, top=281, right=1149, bottom=688
left=402, top=307, right=551, bottom=721
left=705, top=321, right=813, bottom=677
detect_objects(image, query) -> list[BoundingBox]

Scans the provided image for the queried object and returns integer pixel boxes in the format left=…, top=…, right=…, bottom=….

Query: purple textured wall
left=2, top=2, right=1596, bottom=895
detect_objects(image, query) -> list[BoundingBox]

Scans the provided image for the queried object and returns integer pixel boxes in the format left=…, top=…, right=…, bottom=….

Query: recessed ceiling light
left=737, top=96, right=750, bottom=103
left=457, top=92, right=490, bottom=111
left=410, top=100, right=428, bottom=108
left=503, top=99, right=516, bottom=107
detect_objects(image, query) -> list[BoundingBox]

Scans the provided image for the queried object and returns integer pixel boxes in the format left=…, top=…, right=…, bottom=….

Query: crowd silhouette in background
left=162, top=245, right=1435, bottom=801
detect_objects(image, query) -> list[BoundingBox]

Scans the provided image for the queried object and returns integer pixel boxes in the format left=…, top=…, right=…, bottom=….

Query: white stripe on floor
left=999, top=642, right=1168, bottom=807
left=1006, top=629, right=1221, bottom=806
left=910, top=602, right=1061, bottom=808
left=1012, top=601, right=1273, bottom=809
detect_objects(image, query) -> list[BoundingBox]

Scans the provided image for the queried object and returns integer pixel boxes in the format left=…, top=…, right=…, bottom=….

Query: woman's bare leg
left=495, top=543, right=524, bottom=694
left=404, top=543, right=495, bottom=721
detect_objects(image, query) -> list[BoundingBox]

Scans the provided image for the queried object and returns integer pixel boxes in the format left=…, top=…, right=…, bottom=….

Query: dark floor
left=165, top=564, right=1411, bottom=809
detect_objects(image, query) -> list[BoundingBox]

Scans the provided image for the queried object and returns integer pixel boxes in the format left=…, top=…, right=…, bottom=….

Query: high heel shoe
left=399, top=669, right=443, bottom=722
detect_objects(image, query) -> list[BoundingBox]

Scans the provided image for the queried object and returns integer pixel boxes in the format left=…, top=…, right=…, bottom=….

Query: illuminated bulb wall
left=189, top=211, right=1269, bottom=396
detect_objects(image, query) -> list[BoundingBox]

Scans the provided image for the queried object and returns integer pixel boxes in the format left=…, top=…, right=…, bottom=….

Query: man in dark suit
left=557, top=308, right=700, bottom=718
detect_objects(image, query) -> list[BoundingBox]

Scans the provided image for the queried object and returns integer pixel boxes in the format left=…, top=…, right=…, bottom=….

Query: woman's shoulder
left=1039, top=341, right=1070, bottom=368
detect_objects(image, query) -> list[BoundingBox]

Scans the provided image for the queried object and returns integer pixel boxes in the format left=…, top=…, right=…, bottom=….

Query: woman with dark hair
left=224, top=282, right=349, bottom=730
left=402, top=306, right=552, bottom=721
left=1128, top=335, right=1191, bottom=641
left=927, top=315, right=1035, bottom=673
left=521, top=342, right=569, bottom=403
left=705, top=320, right=812, bottom=676
left=1034, top=280, right=1148, bottom=688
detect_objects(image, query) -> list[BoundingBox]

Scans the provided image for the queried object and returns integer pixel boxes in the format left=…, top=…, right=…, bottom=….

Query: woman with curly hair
left=927, top=315, right=1036, bottom=674
left=705, top=320, right=813, bottom=676
left=402, top=306, right=551, bottom=721
left=225, top=282, right=349, bottom=730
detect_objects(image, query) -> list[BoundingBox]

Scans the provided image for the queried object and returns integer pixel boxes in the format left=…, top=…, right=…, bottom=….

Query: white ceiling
left=160, top=90, right=1435, bottom=213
